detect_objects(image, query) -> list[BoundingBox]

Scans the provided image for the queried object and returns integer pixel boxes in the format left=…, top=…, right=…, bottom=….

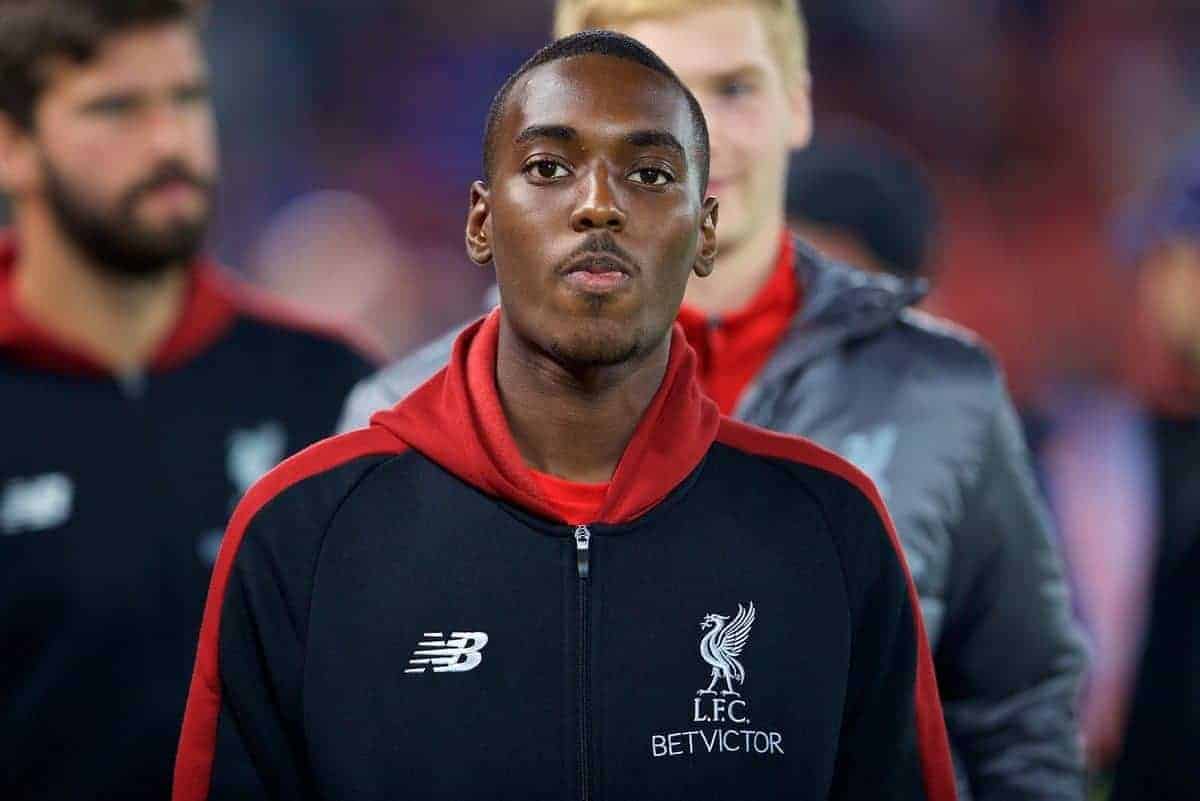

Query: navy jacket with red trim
left=175, top=309, right=957, bottom=801
left=0, top=236, right=376, bottom=800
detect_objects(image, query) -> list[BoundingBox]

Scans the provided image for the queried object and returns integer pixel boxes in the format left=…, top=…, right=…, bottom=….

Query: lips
left=561, top=253, right=633, bottom=293
left=564, top=253, right=631, bottom=275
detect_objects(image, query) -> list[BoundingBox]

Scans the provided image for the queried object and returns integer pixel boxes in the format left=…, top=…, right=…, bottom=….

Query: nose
left=569, top=166, right=626, bottom=233
left=142, top=101, right=196, bottom=160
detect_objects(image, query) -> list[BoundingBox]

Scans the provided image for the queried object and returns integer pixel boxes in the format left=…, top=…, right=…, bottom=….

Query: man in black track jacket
left=175, top=31, right=957, bottom=801
left=0, top=3, right=375, bottom=798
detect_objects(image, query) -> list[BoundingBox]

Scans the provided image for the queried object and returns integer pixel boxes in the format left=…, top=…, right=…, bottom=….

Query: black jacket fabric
left=339, top=239, right=1087, bottom=801
left=1111, top=413, right=1200, bottom=801
left=0, top=237, right=375, bottom=800
left=175, top=310, right=957, bottom=801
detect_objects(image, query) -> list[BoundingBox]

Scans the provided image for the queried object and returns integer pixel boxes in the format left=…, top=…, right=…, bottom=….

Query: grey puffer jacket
left=338, top=240, right=1087, bottom=801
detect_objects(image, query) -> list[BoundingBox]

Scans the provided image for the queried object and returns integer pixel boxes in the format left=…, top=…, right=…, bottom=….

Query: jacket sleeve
left=936, top=385, right=1088, bottom=801
left=174, top=432, right=398, bottom=801
left=830, top=479, right=958, bottom=801
left=173, top=490, right=322, bottom=800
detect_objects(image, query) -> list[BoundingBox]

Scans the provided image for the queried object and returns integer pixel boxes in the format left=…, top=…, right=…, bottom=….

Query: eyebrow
left=513, top=125, right=685, bottom=161
left=625, top=129, right=686, bottom=160
left=514, top=124, right=577, bottom=146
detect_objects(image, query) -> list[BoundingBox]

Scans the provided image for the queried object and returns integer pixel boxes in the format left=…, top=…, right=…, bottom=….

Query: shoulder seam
left=232, top=293, right=385, bottom=364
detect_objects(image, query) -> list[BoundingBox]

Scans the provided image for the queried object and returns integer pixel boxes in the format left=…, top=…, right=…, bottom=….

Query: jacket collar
left=742, top=236, right=927, bottom=393
left=0, top=231, right=240, bottom=376
left=371, top=308, right=721, bottom=526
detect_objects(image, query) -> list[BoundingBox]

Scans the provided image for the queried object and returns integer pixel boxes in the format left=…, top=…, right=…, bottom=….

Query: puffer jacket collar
left=735, top=237, right=928, bottom=415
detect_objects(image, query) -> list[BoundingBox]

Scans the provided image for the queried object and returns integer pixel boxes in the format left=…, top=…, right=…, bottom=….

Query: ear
left=0, top=112, right=41, bottom=196
left=786, top=70, right=813, bottom=149
left=692, top=196, right=719, bottom=278
left=464, top=180, right=493, bottom=266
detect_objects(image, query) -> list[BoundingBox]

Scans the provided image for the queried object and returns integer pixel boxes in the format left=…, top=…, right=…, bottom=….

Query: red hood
left=0, top=232, right=239, bottom=376
left=371, top=309, right=721, bottom=526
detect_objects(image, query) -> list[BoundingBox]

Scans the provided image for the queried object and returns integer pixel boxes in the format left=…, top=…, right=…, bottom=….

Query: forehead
left=615, top=6, right=778, bottom=83
left=500, top=54, right=696, bottom=150
left=43, top=23, right=205, bottom=101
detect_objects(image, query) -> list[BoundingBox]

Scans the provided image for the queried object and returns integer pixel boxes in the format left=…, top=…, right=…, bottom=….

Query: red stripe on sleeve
left=172, top=426, right=406, bottom=801
left=716, top=419, right=957, bottom=801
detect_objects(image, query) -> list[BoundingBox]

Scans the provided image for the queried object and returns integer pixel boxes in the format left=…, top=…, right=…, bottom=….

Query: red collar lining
left=373, top=309, right=721, bottom=526
left=0, top=233, right=241, bottom=376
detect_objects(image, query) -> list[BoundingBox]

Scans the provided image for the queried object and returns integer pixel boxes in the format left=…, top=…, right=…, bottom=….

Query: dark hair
left=482, top=29, right=710, bottom=193
left=786, top=128, right=937, bottom=279
left=0, top=0, right=199, bottom=129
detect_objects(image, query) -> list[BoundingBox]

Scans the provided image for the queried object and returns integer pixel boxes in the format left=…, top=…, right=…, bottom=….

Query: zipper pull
left=574, top=525, right=592, bottom=579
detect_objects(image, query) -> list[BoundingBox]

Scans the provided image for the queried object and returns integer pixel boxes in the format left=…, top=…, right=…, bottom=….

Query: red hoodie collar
left=372, top=309, right=721, bottom=526
left=0, top=232, right=239, bottom=376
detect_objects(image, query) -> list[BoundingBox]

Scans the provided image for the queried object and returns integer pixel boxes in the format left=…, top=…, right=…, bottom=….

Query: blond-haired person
left=340, top=5, right=1086, bottom=800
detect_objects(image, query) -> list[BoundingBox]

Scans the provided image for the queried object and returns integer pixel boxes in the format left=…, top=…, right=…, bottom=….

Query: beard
left=547, top=321, right=646, bottom=369
left=42, top=156, right=214, bottom=281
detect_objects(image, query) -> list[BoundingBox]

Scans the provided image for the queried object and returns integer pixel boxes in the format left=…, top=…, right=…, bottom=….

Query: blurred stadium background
left=0, top=0, right=1184, bottom=400
left=201, top=2, right=1200, bottom=405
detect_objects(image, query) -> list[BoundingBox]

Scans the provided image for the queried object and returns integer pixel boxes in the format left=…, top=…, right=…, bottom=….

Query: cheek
left=642, top=204, right=701, bottom=290
left=40, top=127, right=137, bottom=203
left=189, top=111, right=220, bottom=170
left=706, top=99, right=774, bottom=160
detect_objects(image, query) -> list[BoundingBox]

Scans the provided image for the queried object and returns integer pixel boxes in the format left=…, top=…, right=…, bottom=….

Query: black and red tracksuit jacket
left=175, top=309, right=957, bottom=801
left=0, top=236, right=375, bottom=799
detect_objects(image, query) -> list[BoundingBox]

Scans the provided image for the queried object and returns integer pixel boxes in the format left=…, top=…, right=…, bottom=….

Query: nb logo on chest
left=404, top=632, right=489, bottom=674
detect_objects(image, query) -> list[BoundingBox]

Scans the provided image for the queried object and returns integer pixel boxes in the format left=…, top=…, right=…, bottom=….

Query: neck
left=11, top=207, right=189, bottom=374
left=496, top=317, right=671, bottom=484
left=683, top=216, right=783, bottom=315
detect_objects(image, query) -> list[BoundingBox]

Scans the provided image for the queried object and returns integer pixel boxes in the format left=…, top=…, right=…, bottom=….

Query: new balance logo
left=405, top=632, right=489, bottom=674
left=2, top=472, right=73, bottom=535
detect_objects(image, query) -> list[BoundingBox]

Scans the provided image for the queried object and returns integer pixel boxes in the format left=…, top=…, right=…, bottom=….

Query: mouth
left=137, top=180, right=204, bottom=209
left=561, top=253, right=633, bottom=294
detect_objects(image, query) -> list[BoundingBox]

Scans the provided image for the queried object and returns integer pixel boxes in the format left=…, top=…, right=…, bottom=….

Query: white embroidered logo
left=651, top=602, right=784, bottom=758
left=1, top=472, right=74, bottom=535
left=698, top=602, right=756, bottom=696
left=841, top=424, right=898, bottom=498
left=405, top=632, right=489, bottom=674
left=227, top=422, right=287, bottom=494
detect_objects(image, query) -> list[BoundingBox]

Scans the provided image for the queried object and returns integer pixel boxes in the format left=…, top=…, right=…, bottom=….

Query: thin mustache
left=557, top=233, right=641, bottom=275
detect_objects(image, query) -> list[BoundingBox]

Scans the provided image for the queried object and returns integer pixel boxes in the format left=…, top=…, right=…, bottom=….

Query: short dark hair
left=0, top=0, right=199, bottom=129
left=482, top=30, right=710, bottom=193
left=786, top=128, right=937, bottom=279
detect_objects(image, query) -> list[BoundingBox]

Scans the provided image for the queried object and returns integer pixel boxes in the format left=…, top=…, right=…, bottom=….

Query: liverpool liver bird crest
left=697, top=602, right=756, bottom=696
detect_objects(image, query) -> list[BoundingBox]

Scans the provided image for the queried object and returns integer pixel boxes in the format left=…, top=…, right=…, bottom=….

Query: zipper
left=574, top=524, right=592, bottom=801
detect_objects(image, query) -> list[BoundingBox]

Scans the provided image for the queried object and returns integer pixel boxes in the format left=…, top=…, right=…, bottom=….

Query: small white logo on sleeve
left=405, top=632, right=489, bottom=674
left=1, top=473, right=74, bottom=535
left=841, top=424, right=898, bottom=498
left=227, top=422, right=287, bottom=494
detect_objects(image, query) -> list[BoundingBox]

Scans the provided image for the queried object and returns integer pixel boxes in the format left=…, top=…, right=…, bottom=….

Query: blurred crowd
left=2, top=0, right=1198, bottom=799
left=193, top=2, right=1200, bottom=378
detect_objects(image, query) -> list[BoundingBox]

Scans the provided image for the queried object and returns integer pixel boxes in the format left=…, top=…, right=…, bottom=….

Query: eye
left=523, top=159, right=570, bottom=181
left=174, top=84, right=212, bottom=107
left=629, top=167, right=673, bottom=187
left=86, top=96, right=139, bottom=117
left=717, top=79, right=753, bottom=99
